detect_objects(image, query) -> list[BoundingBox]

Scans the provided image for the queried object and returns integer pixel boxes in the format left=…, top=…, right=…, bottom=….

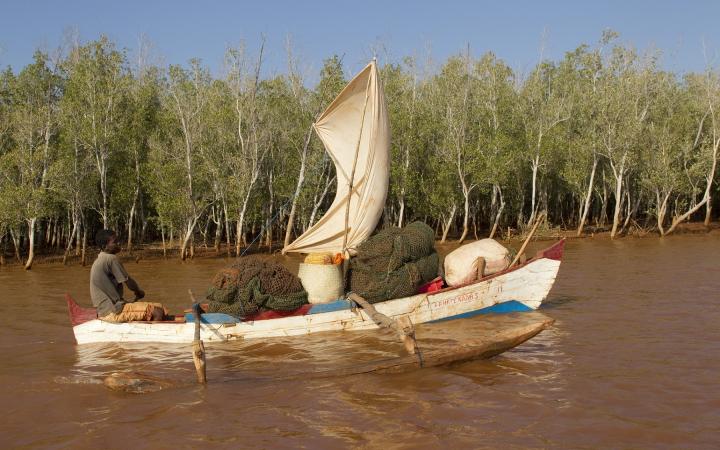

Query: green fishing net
left=206, top=255, right=308, bottom=318
left=350, top=221, right=439, bottom=304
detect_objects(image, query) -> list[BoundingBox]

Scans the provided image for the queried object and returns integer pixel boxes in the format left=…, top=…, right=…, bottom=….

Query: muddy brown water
left=0, top=235, right=718, bottom=449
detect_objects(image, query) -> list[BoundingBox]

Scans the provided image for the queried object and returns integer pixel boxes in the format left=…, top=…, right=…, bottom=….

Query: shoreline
left=1, top=221, right=717, bottom=269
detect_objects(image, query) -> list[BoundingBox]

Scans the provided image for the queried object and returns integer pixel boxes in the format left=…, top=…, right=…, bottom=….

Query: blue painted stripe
left=429, top=300, right=533, bottom=323
left=478, top=301, right=534, bottom=314
left=308, top=299, right=352, bottom=314
left=184, top=313, right=240, bottom=324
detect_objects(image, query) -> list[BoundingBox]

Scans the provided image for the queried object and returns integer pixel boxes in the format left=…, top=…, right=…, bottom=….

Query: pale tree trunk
left=656, top=188, right=671, bottom=236
left=456, top=144, right=475, bottom=243
left=489, top=184, right=505, bottom=239
left=223, top=201, right=231, bottom=257
left=308, top=175, right=336, bottom=227
left=396, top=143, right=411, bottom=228
left=235, top=176, right=257, bottom=256
left=472, top=209, right=479, bottom=240
left=597, top=176, right=608, bottom=227
left=609, top=155, right=626, bottom=239
left=169, top=72, right=207, bottom=261
left=397, top=68, right=417, bottom=228
left=283, top=128, right=312, bottom=252
left=516, top=180, right=525, bottom=227
left=139, top=197, right=148, bottom=243
left=62, top=210, right=79, bottom=265
left=665, top=130, right=719, bottom=235
left=180, top=217, right=199, bottom=261
left=160, top=223, right=167, bottom=258
left=10, top=228, right=21, bottom=263
left=23, top=99, right=54, bottom=270
left=212, top=206, right=222, bottom=252
left=81, top=226, right=87, bottom=266
left=397, top=195, right=405, bottom=228
left=265, top=170, right=274, bottom=251
left=75, top=221, right=81, bottom=256
left=528, top=153, right=540, bottom=226
left=576, top=156, right=598, bottom=236
left=93, top=142, right=109, bottom=228
left=610, top=175, right=624, bottom=238
left=180, top=115, right=197, bottom=262
left=126, top=155, right=141, bottom=253
left=458, top=196, right=470, bottom=244
left=200, top=215, right=211, bottom=248
left=620, top=189, right=634, bottom=234
left=440, top=204, right=457, bottom=243
left=44, top=218, right=52, bottom=245
left=52, top=219, right=59, bottom=248
left=235, top=210, right=247, bottom=256
left=127, top=201, right=137, bottom=254
left=23, top=218, right=37, bottom=270
left=233, top=131, right=263, bottom=255
left=230, top=40, right=265, bottom=256
left=457, top=182, right=475, bottom=244
left=100, top=175, right=109, bottom=228
left=704, top=198, right=712, bottom=227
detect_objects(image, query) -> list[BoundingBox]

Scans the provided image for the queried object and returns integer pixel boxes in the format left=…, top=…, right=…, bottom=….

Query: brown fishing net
left=206, top=255, right=308, bottom=318
left=349, top=221, right=439, bottom=303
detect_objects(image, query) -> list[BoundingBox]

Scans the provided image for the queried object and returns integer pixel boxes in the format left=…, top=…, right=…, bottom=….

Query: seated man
left=90, top=229, right=167, bottom=322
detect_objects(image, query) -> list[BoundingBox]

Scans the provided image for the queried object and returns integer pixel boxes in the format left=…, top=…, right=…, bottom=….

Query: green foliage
left=2, top=32, right=720, bottom=259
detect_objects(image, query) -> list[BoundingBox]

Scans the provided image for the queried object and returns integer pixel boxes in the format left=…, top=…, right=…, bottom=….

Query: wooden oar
left=188, top=290, right=207, bottom=384
left=347, top=292, right=423, bottom=366
left=510, top=212, right=545, bottom=267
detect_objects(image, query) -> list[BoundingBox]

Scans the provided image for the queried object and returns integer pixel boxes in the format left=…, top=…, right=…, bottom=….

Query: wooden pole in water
left=188, top=290, right=207, bottom=384
left=347, top=292, right=423, bottom=365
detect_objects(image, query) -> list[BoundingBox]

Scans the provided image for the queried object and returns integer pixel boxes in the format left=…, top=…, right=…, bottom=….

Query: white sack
left=444, top=239, right=510, bottom=287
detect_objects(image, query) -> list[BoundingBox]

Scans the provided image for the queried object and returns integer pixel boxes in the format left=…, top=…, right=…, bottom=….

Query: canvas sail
left=282, top=61, right=389, bottom=255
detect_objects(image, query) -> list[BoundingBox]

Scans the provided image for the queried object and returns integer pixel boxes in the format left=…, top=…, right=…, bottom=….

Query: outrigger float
left=66, top=60, right=563, bottom=366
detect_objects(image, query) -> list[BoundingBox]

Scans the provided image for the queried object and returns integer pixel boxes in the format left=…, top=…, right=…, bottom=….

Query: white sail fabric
left=283, top=61, right=389, bottom=255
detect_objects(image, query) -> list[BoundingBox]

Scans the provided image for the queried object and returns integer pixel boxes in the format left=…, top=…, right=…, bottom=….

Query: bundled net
left=206, top=255, right=308, bottom=318
left=349, top=221, right=439, bottom=304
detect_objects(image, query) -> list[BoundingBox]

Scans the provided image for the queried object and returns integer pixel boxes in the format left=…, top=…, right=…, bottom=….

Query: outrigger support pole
left=348, top=292, right=424, bottom=367
left=189, top=290, right=207, bottom=384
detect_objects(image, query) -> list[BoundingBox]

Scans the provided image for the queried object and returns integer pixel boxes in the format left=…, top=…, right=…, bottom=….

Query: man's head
left=95, top=229, right=120, bottom=254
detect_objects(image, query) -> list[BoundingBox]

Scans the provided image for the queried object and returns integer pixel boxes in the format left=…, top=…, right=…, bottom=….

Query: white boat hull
left=70, top=240, right=564, bottom=345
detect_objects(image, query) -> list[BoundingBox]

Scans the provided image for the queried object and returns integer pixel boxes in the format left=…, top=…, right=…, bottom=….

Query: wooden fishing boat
left=66, top=239, right=564, bottom=345
left=67, top=61, right=564, bottom=354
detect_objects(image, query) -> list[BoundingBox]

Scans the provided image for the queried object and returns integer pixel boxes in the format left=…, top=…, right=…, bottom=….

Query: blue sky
left=1, top=1, right=719, bottom=80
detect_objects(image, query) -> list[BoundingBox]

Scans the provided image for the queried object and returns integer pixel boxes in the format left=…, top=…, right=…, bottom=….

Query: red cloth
left=418, top=277, right=444, bottom=294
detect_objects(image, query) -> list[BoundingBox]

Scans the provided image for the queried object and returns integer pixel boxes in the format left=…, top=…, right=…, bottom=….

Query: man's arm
left=108, top=255, right=145, bottom=301
left=125, top=277, right=145, bottom=301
